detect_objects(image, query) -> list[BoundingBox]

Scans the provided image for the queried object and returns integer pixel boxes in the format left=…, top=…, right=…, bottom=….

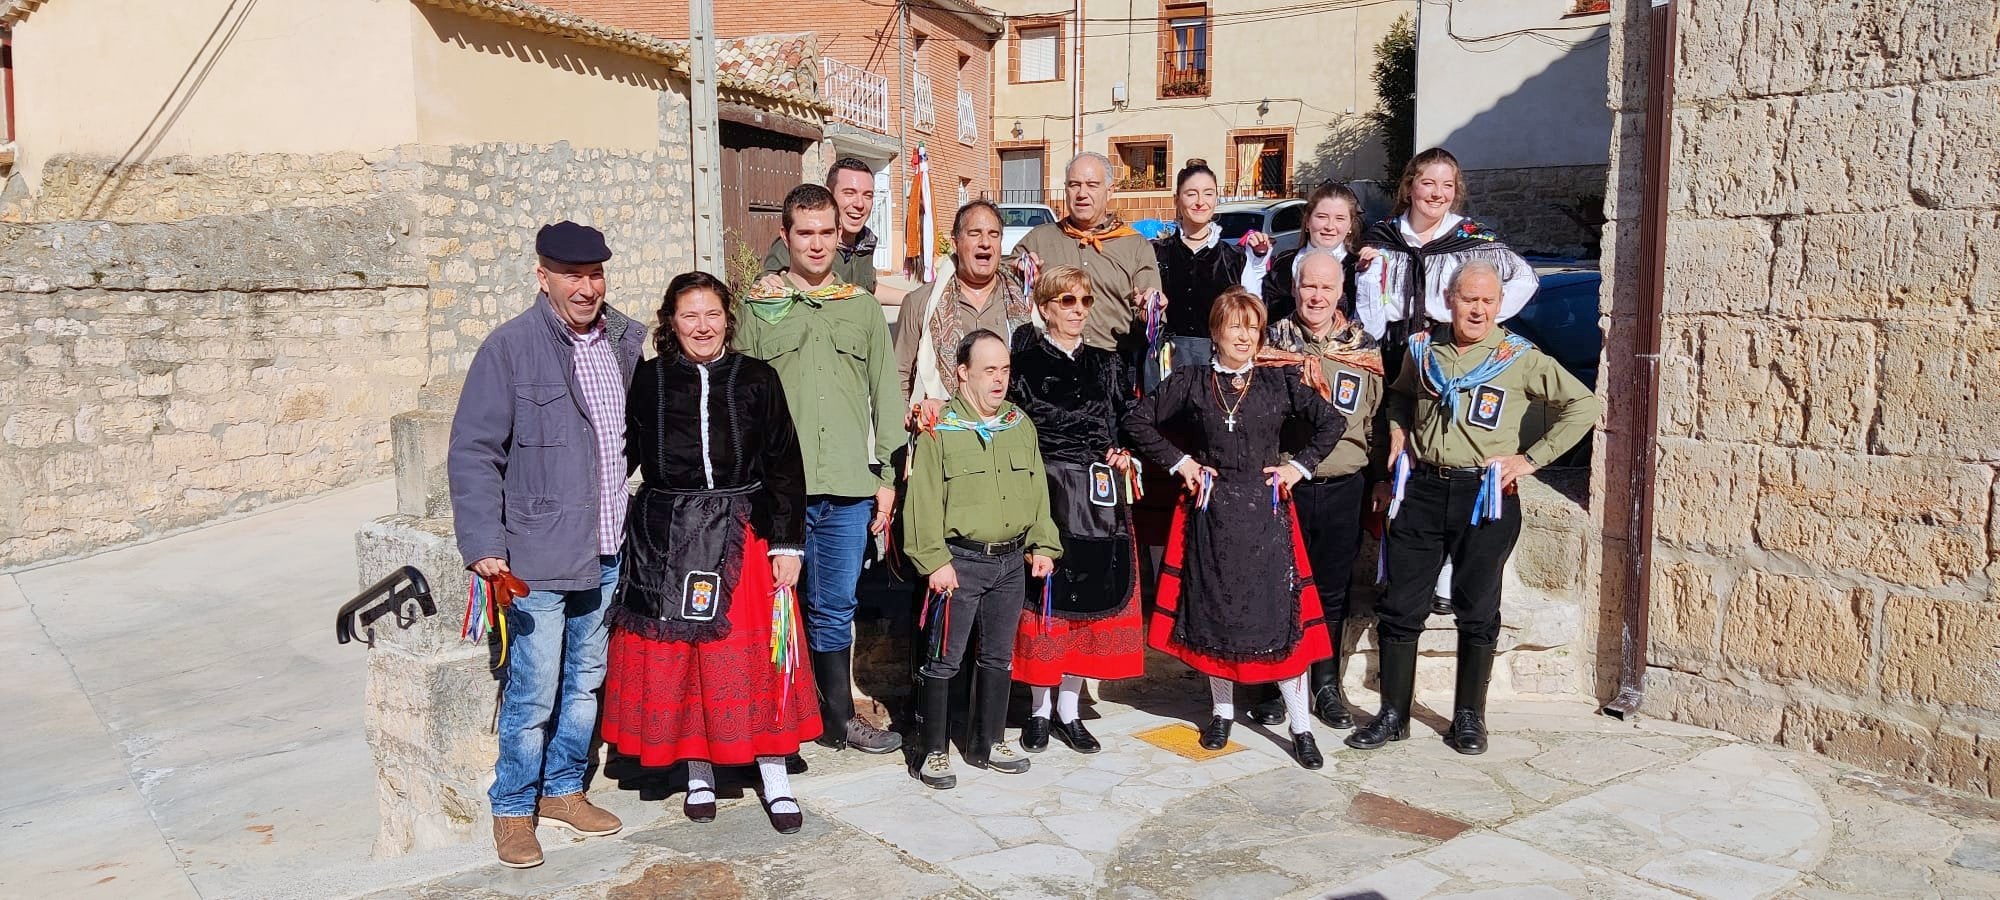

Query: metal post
left=689, top=0, right=723, bottom=272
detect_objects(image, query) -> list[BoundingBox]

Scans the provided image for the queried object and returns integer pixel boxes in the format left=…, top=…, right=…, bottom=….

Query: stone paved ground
left=372, top=686, right=2000, bottom=900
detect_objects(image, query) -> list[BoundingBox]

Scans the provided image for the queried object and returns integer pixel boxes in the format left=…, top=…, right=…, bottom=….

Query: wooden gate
left=720, top=122, right=807, bottom=284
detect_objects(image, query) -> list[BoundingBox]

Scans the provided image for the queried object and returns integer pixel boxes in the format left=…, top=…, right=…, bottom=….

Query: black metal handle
left=336, top=565, right=436, bottom=647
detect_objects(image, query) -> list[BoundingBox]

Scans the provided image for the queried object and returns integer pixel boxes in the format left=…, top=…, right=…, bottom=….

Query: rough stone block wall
left=1598, top=0, right=2000, bottom=799
left=0, top=208, right=429, bottom=566
left=1462, top=164, right=1609, bottom=259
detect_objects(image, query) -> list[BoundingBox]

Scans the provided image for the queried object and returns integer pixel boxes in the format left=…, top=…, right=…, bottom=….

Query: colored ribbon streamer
left=1196, top=468, right=1215, bottom=511
left=1375, top=534, right=1389, bottom=585
left=1040, top=575, right=1055, bottom=634
left=1387, top=452, right=1411, bottom=521
left=1122, top=456, right=1145, bottom=503
left=1469, top=461, right=1507, bottom=525
left=1269, top=472, right=1284, bottom=516
left=771, top=585, right=802, bottom=719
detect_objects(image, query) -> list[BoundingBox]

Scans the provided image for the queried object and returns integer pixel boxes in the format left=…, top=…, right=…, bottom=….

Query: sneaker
left=845, top=717, right=905, bottom=754
left=492, top=815, right=542, bottom=868
left=976, top=741, right=1032, bottom=774
left=918, top=750, right=957, bottom=790
left=536, top=792, right=622, bottom=836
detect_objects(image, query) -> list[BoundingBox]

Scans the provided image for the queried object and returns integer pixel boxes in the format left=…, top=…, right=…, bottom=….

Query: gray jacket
left=449, top=297, right=644, bottom=591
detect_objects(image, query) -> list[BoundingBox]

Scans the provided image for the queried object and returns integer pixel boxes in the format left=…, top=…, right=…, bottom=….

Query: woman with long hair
left=1007, top=266, right=1145, bottom=754
left=600, top=271, right=818, bottom=834
left=1126, top=288, right=1343, bottom=769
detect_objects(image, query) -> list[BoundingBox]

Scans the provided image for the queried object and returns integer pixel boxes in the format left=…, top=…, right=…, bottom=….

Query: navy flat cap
left=535, top=221, right=613, bottom=264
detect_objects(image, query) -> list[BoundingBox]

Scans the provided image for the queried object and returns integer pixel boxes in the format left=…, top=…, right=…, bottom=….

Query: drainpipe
left=897, top=1, right=911, bottom=273
left=1070, top=0, right=1083, bottom=171
left=1602, top=0, right=1675, bottom=720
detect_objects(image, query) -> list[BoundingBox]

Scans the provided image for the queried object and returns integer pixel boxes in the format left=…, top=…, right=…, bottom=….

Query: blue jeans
left=489, top=554, right=617, bottom=817
left=802, top=496, right=872, bottom=652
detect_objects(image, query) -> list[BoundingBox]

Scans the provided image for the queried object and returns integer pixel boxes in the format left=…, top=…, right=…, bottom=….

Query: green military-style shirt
left=903, top=398, right=1063, bottom=575
left=763, top=233, right=879, bottom=294
left=1386, top=325, right=1601, bottom=469
left=1267, top=315, right=1386, bottom=480
left=733, top=280, right=901, bottom=497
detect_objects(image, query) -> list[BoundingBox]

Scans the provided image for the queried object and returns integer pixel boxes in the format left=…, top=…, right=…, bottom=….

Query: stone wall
left=1462, top=164, right=1608, bottom=259
left=1597, top=0, right=2000, bottom=800
left=0, top=208, right=429, bottom=566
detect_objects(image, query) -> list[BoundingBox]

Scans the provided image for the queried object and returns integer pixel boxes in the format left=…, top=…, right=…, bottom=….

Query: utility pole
left=690, top=0, right=723, bottom=273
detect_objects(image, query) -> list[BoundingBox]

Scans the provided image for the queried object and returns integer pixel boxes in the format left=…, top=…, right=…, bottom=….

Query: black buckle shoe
left=1431, top=595, right=1454, bottom=616
left=1344, top=708, right=1410, bottom=750
left=1053, top=716, right=1101, bottom=754
left=1447, top=709, right=1488, bottom=755
left=1312, top=685, right=1354, bottom=730
left=1198, top=715, right=1233, bottom=750
left=1246, top=695, right=1288, bottom=726
left=1021, top=715, right=1051, bottom=753
left=1291, top=731, right=1324, bottom=770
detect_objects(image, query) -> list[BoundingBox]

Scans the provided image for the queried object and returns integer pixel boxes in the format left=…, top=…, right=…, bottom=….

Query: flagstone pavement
left=7, top=480, right=1998, bottom=899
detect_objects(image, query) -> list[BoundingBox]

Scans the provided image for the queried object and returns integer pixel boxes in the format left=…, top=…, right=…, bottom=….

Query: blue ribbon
left=1469, top=461, right=1506, bottom=525
left=1411, top=331, right=1535, bottom=420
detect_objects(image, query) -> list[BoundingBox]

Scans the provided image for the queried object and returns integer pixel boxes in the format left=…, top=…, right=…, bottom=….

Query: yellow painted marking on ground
left=1134, top=723, right=1242, bottom=760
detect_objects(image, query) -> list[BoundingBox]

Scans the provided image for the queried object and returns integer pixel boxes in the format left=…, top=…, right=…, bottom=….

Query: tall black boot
left=1309, top=648, right=1355, bottom=730
left=813, top=647, right=903, bottom=753
left=915, top=675, right=956, bottom=789
left=1345, top=639, right=1416, bottom=750
left=1447, top=635, right=1496, bottom=755
left=967, top=667, right=1031, bottom=773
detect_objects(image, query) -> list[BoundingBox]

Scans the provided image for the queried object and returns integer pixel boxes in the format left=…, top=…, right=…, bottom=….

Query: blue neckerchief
left=932, top=406, right=1024, bottom=445
left=1410, top=330, right=1535, bottom=420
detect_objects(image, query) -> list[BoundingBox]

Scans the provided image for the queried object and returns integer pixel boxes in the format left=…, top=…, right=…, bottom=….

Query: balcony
left=821, top=56, right=890, bottom=134
left=1159, top=50, right=1209, bottom=98
left=913, top=71, right=936, bottom=133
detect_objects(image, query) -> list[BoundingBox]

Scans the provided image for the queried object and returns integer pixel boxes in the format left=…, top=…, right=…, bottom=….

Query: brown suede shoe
left=493, top=815, right=542, bottom=868
left=536, top=792, right=623, bottom=837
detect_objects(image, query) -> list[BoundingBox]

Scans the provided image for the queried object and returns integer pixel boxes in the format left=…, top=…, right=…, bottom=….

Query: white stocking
left=1056, top=675, right=1085, bottom=723
left=1209, top=676, right=1235, bottom=720
left=685, top=759, right=716, bottom=806
left=1030, top=684, right=1054, bottom=719
left=757, top=756, right=798, bottom=815
left=1277, top=673, right=1312, bottom=735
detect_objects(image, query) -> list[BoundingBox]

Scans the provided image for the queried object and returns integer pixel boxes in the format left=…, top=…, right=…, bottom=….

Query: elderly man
left=763, top=157, right=905, bottom=303
left=893, top=199, right=1035, bottom=422
left=1009, top=152, right=1162, bottom=353
left=449, top=222, right=643, bottom=868
left=737, top=184, right=905, bottom=755
left=1348, top=259, right=1600, bottom=756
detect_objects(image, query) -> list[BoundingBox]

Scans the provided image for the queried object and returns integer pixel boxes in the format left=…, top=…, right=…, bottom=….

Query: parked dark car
left=1504, top=266, right=1602, bottom=467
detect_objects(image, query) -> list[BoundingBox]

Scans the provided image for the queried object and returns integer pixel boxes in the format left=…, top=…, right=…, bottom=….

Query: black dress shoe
left=1246, top=694, right=1288, bottom=726
left=1021, top=715, right=1051, bottom=753
left=1198, top=716, right=1233, bottom=751
left=1312, top=685, right=1354, bottom=730
left=1053, top=716, right=1101, bottom=754
left=760, top=796, right=803, bottom=834
left=1291, top=731, right=1324, bottom=770
left=683, top=796, right=716, bottom=823
left=1344, top=708, right=1411, bottom=750
left=1431, top=595, right=1454, bottom=616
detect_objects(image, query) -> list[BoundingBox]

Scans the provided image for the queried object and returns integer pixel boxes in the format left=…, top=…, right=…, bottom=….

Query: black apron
left=609, top=482, right=757, bottom=644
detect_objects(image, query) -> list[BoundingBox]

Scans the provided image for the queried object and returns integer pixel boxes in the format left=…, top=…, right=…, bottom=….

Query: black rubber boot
left=812, top=648, right=855, bottom=750
left=1346, top=639, right=1416, bottom=750
left=916, top=675, right=957, bottom=789
left=1447, top=635, right=1496, bottom=756
left=967, top=667, right=1031, bottom=773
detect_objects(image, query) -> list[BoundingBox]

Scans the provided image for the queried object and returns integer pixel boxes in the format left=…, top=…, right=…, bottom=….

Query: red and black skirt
left=1148, top=478, right=1332, bottom=683
left=602, top=488, right=821, bottom=766
left=1013, top=462, right=1146, bottom=685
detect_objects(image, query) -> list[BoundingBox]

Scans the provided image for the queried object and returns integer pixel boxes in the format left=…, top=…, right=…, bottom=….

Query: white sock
left=1278, top=674, right=1312, bottom=735
left=1436, top=559, right=1455, bottom=600
left=1209, top=676, right=1235, bottom=720
left=1057, top=675, right=1084, bottom=723
left=1030, top=684, right=1054, bottom=719
left=685, top=759, right=716, bottom=805
left=757, top=756, right=798, bottom=815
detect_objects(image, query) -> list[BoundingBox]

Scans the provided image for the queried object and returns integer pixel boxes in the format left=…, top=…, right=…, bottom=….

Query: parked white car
left=998, top=203, right=1057, bottom=255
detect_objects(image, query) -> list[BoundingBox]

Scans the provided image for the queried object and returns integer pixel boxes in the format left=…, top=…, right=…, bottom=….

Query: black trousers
left=1293, top=471, right=1367, bottom=625
left=1380, top=472, right=1520, bottom=644
left=918, top=545, right=1024, bottom=679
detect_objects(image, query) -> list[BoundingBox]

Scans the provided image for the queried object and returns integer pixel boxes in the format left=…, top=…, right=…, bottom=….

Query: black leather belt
left=1413, top=461, right=1488, bottom=480
left=948, top=534, right=1027, bottom=556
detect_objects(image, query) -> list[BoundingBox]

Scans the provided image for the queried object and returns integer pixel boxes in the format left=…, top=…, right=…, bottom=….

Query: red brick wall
left=549, top=1, right=996, bottom=258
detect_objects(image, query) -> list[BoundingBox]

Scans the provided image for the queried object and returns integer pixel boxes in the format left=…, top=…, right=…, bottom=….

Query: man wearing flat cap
left=449, top=221, right=643, bottom=868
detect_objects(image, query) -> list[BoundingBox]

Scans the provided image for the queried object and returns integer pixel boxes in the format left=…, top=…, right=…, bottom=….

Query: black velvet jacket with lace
left=1006, top=325, right=1134, bottom=467
left=624, top=351, right=807, bottom=549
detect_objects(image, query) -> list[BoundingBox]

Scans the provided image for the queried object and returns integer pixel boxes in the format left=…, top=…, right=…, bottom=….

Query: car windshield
left=1214, top=212, right=1263, bottom=240
left=1002, top=208, right=1053, bottom=228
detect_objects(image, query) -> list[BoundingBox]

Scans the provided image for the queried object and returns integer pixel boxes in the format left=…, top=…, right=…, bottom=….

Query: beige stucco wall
left=406, top=4, right=671, bottom=151
left=10, top=0, right=422, bottom=190
left=990, top=0, right=1411, bottom=207
left=1413, top=0, right=1612, bottom=170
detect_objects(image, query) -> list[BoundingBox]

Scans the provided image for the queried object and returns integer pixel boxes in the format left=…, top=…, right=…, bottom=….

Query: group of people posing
left=447, top=149, right=1600, bottom=868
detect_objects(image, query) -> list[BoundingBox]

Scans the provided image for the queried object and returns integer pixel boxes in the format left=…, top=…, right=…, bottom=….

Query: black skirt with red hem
left=1147, top=500, right=1333, bottom=683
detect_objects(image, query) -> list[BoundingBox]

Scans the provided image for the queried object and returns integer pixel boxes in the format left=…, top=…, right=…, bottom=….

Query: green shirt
left=764, top=234, right=879, bottom=294
left=734, top=284, right=901, bottom=497
left=1386, top=325, right=1601, bottom=469
left=903, top=398, right=1062, bottom=574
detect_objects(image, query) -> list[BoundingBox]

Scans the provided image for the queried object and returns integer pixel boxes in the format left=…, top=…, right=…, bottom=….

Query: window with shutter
left=1018, top=27, right=1059, bottom=83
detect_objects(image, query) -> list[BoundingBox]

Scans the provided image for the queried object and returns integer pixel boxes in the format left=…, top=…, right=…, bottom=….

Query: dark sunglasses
left=1047, top=293, right=1095, bottom=308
